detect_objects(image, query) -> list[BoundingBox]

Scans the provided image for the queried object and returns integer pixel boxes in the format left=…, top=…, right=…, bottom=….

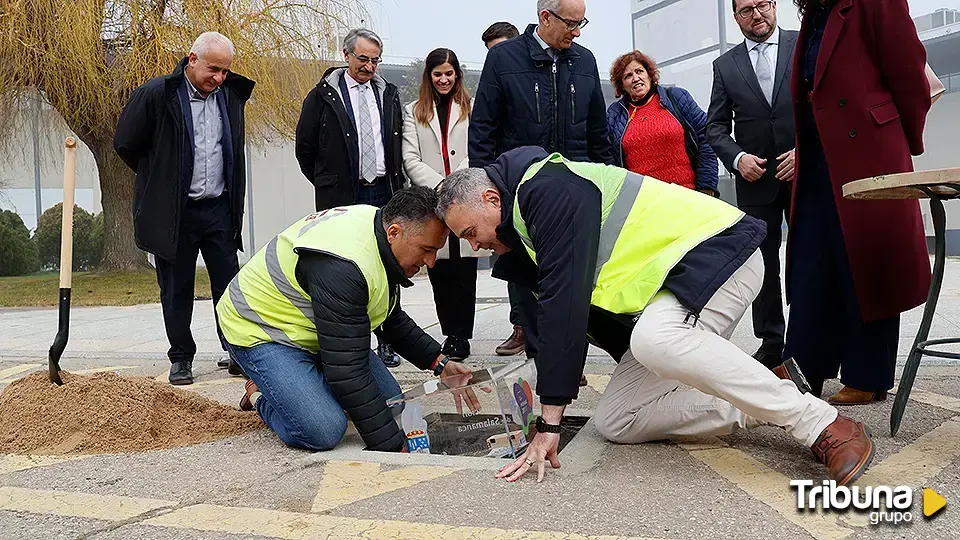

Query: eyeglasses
left=349, top=51, right=382, bottom=66
left=547, top=10, right=589, bottom=31
left=735, top=0, right=774, bottom=19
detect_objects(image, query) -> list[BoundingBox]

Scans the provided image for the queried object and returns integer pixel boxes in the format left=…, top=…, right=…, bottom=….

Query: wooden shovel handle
left=59, top=138, right=77, bottom=288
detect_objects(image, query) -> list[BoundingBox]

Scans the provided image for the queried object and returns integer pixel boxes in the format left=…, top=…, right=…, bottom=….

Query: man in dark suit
left=295, top=28, right=405, bottom=367
left=707, top=0, right=797, bottom=371
left=471, top=0, right=612, bottom=381
left=115, top=32, right=255, bottom=385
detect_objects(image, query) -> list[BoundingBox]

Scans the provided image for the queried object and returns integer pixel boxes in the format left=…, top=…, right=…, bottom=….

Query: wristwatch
left=535, top=416, right=562, bottom=434
left=433, top=356, right=451, bottom=376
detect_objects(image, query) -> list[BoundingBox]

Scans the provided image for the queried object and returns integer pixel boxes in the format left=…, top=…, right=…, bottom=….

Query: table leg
left=891, top=196, right=947, bottom=436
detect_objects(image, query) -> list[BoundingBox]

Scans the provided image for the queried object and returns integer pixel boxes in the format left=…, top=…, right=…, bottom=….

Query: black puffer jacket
left=294, top=210, right=441, bottom=451
left=469, top=24, right=613, bottom=167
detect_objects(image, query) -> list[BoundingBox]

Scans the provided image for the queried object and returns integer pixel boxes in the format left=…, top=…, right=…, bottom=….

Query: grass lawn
left=0, top=270, right=211, bottom=308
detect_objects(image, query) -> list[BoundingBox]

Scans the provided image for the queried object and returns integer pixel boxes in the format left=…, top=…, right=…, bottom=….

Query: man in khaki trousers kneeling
left=436, top=146, right=874, bottom=485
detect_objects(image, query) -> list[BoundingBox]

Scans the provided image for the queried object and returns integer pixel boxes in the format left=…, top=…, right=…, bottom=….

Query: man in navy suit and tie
left=707, top=0, right=802, bottom=381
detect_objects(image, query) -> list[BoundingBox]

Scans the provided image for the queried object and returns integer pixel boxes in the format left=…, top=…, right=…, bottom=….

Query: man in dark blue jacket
left=470, top=0, right=613, bottom=368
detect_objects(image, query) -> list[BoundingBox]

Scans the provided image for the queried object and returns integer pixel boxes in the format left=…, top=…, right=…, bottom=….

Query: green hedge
left=0, top=210, right=40, bottom=276
left=34, top=203, right=103, bottom=271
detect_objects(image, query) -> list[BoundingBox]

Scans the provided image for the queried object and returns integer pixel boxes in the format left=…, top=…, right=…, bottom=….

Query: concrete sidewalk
left=2, top=257, right=960, bottom=539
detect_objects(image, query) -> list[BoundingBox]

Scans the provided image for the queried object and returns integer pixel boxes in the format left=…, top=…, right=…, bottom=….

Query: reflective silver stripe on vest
left=519, top=233, right=535, bottom=252
left=227, top=278, right=302, bottom=349
left=594, top=172, right=644, bottom=285
left=298, top=207, right=347, bottom=237
left=265, top=238, right=315, bottom=321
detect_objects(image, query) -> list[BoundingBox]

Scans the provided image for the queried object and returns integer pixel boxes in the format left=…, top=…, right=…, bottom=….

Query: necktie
left=755, top=42, right=774, bottom=105
left=356, top=84, right=377, bottom=181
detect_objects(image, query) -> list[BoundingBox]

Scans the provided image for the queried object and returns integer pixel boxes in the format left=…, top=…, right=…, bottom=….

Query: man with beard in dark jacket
left=295, top=27, right=405, bottom=367
left=115, top=32, right=255, bottom=385
left=471, top=0, right=612, bottom=376
left=217, top=187, right=475, bottom=452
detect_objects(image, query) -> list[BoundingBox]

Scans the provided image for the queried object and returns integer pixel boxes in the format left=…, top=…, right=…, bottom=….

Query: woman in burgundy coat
left=785, top=0, right=932, bottom=404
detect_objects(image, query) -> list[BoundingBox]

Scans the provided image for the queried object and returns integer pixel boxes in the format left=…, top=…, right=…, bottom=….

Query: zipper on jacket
left=617, top=101, right=629, bottom=166
left=534, top=82, right=542, bottom=123
left=551, top=62, right=559, bottom=151
left=570, top=84, right=576, bottom=124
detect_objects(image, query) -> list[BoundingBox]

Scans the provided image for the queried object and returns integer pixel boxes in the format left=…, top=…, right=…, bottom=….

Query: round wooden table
left=843, top=168, right=960, bottom=436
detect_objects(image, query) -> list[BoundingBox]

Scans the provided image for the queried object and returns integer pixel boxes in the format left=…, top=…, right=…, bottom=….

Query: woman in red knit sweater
left=606, top=51, right=718, bottom=196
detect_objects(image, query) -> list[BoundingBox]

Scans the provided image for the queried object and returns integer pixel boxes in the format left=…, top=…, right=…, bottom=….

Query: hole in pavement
left=363, top=413, right=590, bottom=458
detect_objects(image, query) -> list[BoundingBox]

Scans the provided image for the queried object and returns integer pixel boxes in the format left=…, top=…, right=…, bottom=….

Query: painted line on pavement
left=0, top=455, right=86, bottom=476
left=148, top=503, right=667, bottom=540
left=68, top=365, right=138, bottom=376
left=191, top=378, right=245, bottom=388
left=0, top=486, right=175, bottom=521
left=679, top=438, right=852, bottom=540
left=311, top=460, right=459, bottom=512
left=855, top=415, right=960, bottom=488
left=0, top=364, right=41, bottom=379
left=898, top=389, right=960, bottom=414
left=0, top=485, right=672, bottom=540
left=585, top=374, right=610, bottom=394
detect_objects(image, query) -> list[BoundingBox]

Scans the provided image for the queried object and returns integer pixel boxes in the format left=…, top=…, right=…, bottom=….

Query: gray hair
left=537, top=0, right=562, bottom=13
left=191, top=32, right=235, bottom=58
left=436, top=168, right=496, bottom=220
left=342, top=28, right=383, bottom=54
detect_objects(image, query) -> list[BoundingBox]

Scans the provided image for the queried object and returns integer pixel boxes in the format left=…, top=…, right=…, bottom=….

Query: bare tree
left=0, top=0, right=361, bottom=270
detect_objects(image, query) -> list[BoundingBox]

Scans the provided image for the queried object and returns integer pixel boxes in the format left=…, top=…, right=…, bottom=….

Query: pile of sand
left=0, top=371, right=263, bottom=455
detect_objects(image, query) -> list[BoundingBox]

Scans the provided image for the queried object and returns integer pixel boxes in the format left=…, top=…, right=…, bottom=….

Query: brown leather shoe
left=771, top=358, right=812, bottom=395
left=827, top=386, right=887, bottom=405
left=811, top=415, right=875, bottom=486
left=239, top=379, right=260, bottom=411
left=496, top=325, right=525, bottom=356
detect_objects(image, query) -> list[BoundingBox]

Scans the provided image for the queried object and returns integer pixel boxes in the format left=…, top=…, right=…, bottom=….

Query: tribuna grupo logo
left=791, top=480, right=947, bottom=525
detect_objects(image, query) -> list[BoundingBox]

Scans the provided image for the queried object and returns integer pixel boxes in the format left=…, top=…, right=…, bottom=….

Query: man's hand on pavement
left=737, top=154, right=767, bottom=182
left=496, top=404, right=565, bottom=483
left=497, top=431, right=561, bottom=483
left=776, top=148, right=796, bottom=182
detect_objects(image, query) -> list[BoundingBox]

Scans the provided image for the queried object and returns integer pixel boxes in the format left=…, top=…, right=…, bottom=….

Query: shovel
left=48, top=137, right=77, bottom=386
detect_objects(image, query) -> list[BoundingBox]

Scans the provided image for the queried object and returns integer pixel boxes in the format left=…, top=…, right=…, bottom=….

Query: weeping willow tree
left=0, top=0, right=362, bottom=270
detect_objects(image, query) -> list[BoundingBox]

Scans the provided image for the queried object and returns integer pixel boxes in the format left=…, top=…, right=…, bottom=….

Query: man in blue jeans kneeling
left=216, top=186, right=473, bottom=451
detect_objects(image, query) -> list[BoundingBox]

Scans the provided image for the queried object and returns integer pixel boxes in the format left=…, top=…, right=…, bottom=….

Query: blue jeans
left=227, top=342, right=402, bottom=450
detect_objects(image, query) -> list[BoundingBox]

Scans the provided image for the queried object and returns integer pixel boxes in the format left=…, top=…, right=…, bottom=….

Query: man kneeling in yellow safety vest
left=217, top=186, right=474, bottom=451
left=437, top=146, right=874, bottom=485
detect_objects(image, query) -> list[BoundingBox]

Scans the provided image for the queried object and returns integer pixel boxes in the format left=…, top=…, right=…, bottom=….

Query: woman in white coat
left=402, top=48, right=488, bottom=359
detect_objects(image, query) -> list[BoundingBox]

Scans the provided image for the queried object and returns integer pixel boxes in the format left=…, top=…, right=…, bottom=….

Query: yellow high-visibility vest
left=512, top=153, right=744, bottom=315
left=216, top=205, right=395, bottom=352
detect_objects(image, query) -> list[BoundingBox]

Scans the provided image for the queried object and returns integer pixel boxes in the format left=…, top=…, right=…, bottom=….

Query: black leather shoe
left=227, top=358, right=246, bottom=378
left=169, top=360, right=194, bottom=385
left=377, top=343, right=401, bottom=368
left=752, top=349, right=784, bottom=370
left=441, top=337, right=471, bottom=360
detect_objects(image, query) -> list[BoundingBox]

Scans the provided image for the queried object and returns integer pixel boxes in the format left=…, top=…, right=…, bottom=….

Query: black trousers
left=155, top=194, right=239, bottom=363
left=784, top=116, right=898, bottom=392
left=515, top=283, right=540, bottom=358
left=508, top=282, right=523, bottom=325
left=427, top=235, right=478, bottom=339
left=740, top=180, right=791, bottom=364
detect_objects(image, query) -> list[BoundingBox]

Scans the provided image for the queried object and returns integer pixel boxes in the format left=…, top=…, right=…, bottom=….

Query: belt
left=361, top=175, right=387, bottom=186
left=187, top=191, right=228, bottom=204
